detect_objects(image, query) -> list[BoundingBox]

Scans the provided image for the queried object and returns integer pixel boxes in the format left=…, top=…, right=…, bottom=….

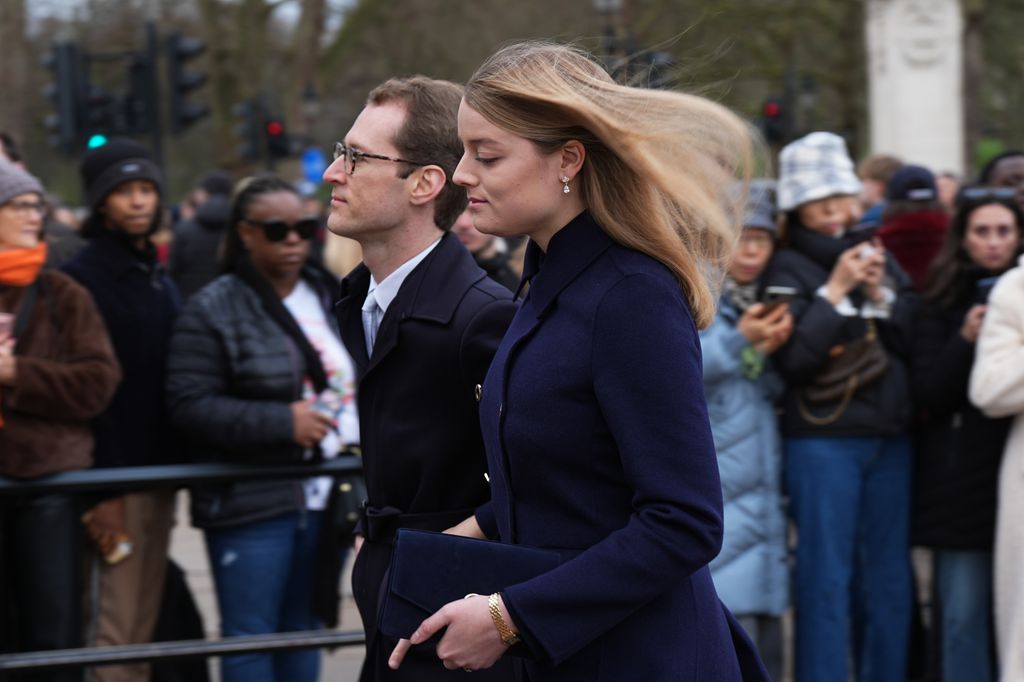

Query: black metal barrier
left=0, top=456, right=366, bottom=674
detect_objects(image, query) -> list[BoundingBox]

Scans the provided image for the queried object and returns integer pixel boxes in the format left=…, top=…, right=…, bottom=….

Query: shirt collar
left=367, top=236, right=442, bottom=314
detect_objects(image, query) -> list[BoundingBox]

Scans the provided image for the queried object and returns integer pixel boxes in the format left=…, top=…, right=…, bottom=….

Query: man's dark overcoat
left=334, top=232, right=516, bottom=681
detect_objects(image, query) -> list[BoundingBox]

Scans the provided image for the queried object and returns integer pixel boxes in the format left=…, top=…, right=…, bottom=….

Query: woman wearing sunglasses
left=913, top=187, right=1024, bottom=682
left=166, top=175, right=359, bottom=682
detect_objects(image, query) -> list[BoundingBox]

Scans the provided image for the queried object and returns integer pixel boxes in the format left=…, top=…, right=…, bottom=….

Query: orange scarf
left=0, top=243, right=47, bottom=428
left=0, top=243, right=48, bottom=286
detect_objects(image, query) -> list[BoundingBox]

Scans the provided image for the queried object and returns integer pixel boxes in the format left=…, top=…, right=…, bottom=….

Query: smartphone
left=848, top=225, right=878, bottom=245
left=761, top=285, right=799, bottom=309
left=976, top=276, right=999, bottom=303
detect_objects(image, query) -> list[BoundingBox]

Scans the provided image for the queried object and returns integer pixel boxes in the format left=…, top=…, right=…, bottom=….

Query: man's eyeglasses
left=243, top=217, right=319, bottom=242
left=2, top=199, right=48, bottom=217
left=332, top=142, right=426, bottom=176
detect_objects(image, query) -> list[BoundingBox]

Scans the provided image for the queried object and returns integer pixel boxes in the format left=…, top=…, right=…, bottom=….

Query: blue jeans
left=205, top=511, right=324, bottom=682
left=786, top=436, right=912, bottom=682
left=936, top=549, right=994, bottom=682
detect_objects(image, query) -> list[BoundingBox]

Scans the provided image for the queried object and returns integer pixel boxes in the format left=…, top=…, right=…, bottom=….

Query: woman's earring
left=561, top=176, right=570, bottom=194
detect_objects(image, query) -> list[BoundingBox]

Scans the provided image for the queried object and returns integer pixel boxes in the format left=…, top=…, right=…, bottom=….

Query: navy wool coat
left=476, top=212, right=768, bottom=681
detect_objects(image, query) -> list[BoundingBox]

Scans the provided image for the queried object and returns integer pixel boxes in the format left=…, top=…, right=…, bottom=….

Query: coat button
left=498, top=403, right=504, bottom=417
left=484, top=472, right=490, bottom=483
left=474, top=384, right=482, bottom=402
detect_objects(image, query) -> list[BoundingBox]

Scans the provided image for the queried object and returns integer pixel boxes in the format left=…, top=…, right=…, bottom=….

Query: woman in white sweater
left=969, top=253, right=1024, bottom=678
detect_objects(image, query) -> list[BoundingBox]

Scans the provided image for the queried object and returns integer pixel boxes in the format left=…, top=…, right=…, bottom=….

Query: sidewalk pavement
left=167, top=492, right=366, bottom=680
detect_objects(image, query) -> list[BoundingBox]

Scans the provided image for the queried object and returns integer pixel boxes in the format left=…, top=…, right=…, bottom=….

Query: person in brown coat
left=0, top=159, right=121, bottom=680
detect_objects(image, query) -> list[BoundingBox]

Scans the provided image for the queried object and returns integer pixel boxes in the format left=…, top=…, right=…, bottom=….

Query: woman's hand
left=755, top=309, right=794, bottom=355
left=0, top=337, right=16, bottom=386
left=82, top=496, right=127, bottom=559
left=291, top=400, right=334, bottom=448
left=389, top=594, right=511, bottom=672
left=960, top=304, right=987, bottom=344
left=444, top=515, right=486, bottom=539
left=738, top=303, right=791, bottom=353
left=824, top=240, right=885, bottom=304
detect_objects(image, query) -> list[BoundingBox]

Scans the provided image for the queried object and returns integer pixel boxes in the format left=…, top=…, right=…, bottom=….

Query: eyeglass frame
left=332, top=141, right=429, bottom=176
left=1, top=198, right=49, bottom=218
left=241, top=216, right=320, bottom=242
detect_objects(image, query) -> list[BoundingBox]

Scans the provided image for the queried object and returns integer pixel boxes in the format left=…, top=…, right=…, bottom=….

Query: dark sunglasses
left=956, top=186, right=1018, bottom=208
left=243, top=216, right=319, bottom=242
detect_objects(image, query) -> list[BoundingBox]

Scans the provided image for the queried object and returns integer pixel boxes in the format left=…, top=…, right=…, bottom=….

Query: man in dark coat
left=323, top=77, right=516, bottom=681
left=63, top=139, right=181, bottom=682
left=168, top=170, right=233, bottom=299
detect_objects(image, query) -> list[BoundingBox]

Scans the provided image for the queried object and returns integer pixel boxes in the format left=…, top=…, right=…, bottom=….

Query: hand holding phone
left=760, top=285, right=799, bottom=310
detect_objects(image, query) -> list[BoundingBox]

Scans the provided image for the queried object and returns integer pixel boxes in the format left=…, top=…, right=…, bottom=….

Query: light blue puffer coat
left=700, top=297, right=789, bottom=616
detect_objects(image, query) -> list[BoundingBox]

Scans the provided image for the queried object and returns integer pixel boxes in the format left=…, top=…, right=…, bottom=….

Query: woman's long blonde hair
left=464, top=41, right=758, bottom=329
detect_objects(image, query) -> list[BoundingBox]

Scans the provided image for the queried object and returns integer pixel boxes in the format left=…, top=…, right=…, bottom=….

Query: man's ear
left=559, top=141, right=586, bottom=182
left=408, top=166, right=447, bottom=207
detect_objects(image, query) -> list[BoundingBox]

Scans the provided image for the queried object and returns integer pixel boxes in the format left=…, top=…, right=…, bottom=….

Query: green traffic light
left=87, top=134, right=109, bottom=149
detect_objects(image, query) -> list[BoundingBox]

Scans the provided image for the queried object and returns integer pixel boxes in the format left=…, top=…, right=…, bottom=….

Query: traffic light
left=85, top=86, right=119, bottom=139
left=165, top=33, right=209, bottom=133
left=265, top=118, right=291, bottom=159
left=123, top=53, right=158, bottom=135
left=232, top=99, right=263, bottom=162
left=760, top=97, right=786, bottom=146
left=43, top=42, right=84, bottom=154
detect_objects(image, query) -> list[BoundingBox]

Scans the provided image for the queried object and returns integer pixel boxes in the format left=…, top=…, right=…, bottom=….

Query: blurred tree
left=12, top=0, right=1024, bottom=200
left=0, top=0, right=29, bottom=145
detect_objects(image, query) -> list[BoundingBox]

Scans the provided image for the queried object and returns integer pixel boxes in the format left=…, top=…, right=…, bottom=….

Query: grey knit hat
left=777, top=132, right=861, bottom=212
left=0, top=160, right=44, bottom=208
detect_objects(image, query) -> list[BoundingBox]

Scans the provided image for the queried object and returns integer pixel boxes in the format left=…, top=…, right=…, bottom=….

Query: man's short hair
left=368, top=77, right=467, bottom=231
left=857, top=153, right=902, bottom=184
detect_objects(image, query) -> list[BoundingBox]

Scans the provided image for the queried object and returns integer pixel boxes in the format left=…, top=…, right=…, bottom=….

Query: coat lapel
left=352, top=233, right=487, bottom=379
left=335, top=264, right=371, bottom=375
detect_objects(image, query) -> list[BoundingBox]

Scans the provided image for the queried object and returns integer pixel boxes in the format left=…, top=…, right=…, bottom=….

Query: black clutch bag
left=379, top=528, right=562, bottom=643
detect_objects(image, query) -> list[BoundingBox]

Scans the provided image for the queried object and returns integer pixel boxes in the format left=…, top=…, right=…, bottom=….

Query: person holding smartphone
left=166, top=176, right=359, bottom=682
left=913, top=188, right=1024, bottom=682
left=701, top=181, right=792, bottom=680
left=763, top=132, right=918, bottom=682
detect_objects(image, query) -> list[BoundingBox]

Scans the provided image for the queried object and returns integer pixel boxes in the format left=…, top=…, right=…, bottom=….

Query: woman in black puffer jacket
left=761, top=132, right=918, bottom=682
left=911, top=189, right=1023, bottom=682
left=166, top=176, right=358, bottom=682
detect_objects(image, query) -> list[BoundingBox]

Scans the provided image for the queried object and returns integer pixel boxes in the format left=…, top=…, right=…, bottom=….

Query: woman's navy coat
left=475, top=212, right=768, bottom=681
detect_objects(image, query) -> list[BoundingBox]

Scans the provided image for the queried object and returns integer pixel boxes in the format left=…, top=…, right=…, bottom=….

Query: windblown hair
left=220, top=175, right=294, bottom=273
left=368, top=76, right=467, bottom=232
left=463, top=41, right=757, bottom=328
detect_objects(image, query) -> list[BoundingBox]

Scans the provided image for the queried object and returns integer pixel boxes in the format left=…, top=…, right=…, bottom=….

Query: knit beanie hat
left=79, top=138, right=163, bottom=211
left=0, top=160, right=44, bottom=207
left=777, top=132, right=862, bottom=212
left=743, top=179, right=777, bottom=232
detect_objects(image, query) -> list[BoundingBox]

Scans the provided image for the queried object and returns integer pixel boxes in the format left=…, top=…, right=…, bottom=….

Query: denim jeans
left=786, top=435, right=912, bottom=682
left=936, top=549, right=994, bottom=682
left=205, top=511, right=323, bottom=682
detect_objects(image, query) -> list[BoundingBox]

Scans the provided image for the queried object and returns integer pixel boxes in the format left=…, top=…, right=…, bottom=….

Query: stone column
left=866, top=0, right=963, bottom=174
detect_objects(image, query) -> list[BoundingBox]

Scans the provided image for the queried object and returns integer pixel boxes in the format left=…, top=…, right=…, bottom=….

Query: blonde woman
left=389, top=42, right=768, bottom=680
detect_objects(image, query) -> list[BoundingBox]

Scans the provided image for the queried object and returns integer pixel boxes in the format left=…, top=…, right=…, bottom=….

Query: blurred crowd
left=2, top=116, right=1024, bottom=682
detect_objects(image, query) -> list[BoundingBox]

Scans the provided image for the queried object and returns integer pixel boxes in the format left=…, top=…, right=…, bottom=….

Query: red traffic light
left=762, top=99, right=781, bottom=118
left=266, top=120, right=284, bottom=136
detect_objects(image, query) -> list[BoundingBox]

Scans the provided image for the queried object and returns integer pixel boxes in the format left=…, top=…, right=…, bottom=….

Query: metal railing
left=0, top=456, right=366, bottom=674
